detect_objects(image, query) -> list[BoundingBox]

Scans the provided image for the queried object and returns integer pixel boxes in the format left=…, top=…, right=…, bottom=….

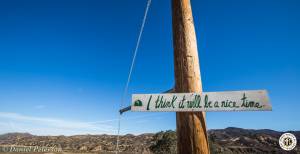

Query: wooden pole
left=172, top=0, right=210, bottom=153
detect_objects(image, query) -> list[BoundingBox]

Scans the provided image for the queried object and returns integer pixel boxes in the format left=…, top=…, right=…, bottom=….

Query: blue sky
left=0, top=0, right=299, bottom=135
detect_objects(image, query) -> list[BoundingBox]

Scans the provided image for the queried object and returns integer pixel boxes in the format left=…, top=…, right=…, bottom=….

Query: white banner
left=131, top=90, right=271, bottom=112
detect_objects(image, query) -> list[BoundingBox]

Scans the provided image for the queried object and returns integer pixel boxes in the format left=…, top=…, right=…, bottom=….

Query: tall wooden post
left=172, top=0, right=210, bottom=153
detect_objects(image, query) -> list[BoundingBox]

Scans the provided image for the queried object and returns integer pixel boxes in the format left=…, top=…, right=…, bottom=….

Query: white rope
left=116, top=0, right=152, bottom=153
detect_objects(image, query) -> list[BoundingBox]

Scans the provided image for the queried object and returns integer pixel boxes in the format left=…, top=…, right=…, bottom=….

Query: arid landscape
left=0, top=127, right=299, bottom=154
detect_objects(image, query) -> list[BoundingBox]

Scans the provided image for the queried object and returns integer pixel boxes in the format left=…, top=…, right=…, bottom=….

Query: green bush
left=150, top=130, right=177, bottom=154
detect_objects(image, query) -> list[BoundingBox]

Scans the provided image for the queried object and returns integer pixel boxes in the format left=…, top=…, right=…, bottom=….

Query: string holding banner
left=116, top=0, right=152, bottom=153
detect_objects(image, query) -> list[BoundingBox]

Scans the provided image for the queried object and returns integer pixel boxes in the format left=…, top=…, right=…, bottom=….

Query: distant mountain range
left=0, top=127, right=299, bottom=154
left=208, top=127, right=299, bottom=154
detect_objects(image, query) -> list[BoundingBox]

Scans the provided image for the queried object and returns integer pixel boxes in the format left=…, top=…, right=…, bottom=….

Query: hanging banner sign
left=131, top=90, right=271, bottom=112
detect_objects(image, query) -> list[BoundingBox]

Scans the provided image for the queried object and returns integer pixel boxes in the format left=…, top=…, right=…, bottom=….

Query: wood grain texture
left=172, top=0, right=210, bottom=153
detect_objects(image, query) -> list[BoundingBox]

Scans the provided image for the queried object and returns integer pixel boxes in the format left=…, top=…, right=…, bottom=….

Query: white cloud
left=0, top=112, right=116, bottom=135
left=89, top=113, right=164, bottom=124
left=0, top=112, right=167, bottom=136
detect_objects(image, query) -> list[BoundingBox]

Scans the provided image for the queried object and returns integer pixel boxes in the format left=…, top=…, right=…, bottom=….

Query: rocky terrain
left=0, top=127, right=299, bottom=154
left=208, top=127, right=300, bottom=154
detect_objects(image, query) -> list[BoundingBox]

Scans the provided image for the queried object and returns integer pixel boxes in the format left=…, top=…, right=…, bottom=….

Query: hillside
left=0, top=127, right=299, bottom=154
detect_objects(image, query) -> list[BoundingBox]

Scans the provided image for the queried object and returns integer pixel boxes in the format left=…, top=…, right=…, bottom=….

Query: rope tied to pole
left=116, top=0, right=152, bottom=153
